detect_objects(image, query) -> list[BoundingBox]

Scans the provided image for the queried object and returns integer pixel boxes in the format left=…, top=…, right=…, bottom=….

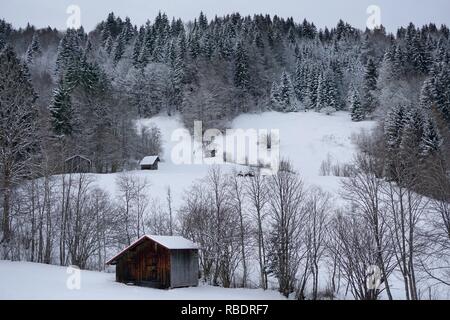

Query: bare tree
left=329, top=209, right=382, bottom=300
left=230, top=171, right=250, bottom=287
left=420, top=159, right=450, bottom=287
left=383, top=181, right=428, bottom=300
left=166, top=186, right=174, bottom=236
left=267, top=160, right=307, bottom=297
left=0, top=46, right=38, bottom=252
left=116, top=173, right=150, bottom=244
left=245, top=173, right=269, bottom=290
left=341, top=153, right=396, bottom=300
left=305, top=187, right=331, bottom=300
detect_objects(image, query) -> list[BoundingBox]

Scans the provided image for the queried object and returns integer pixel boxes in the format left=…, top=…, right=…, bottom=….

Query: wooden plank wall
left=170, top=249, right=199, bottom=288
left=116, top=239, right=171, bottom=288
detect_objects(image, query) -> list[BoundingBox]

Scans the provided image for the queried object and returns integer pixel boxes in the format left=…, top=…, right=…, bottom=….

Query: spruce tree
left=362, top=58, right=378, bottom=116
left=350, top=89, right=364, bottom=121
left=113, top=29, right=127, bottom=64
left=26, top=33, right=42, bottom=64
left=172, top=49, right=185, bottom=111
left=56, top=29, right=82, bottom=76
left=188, top=29, right=201, bottom=59
left=271, top=71, right=300, bottom=112
left=420, top=116, right=442, bottom=157
left=49, top=80, right=74, bottom=136
left=293, top=58, right=305, bottom=102
left=132, top=26, right=145, bottom=66
left=234, top=40, right=250, bottom=90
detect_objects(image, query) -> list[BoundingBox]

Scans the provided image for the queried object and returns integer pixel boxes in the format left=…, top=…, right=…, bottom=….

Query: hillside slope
left=92, top=111, right=376, bottom=206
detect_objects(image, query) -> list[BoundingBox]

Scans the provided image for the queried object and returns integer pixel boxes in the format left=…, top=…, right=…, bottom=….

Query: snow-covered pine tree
left=316, top=70, right=338, bottom=112
left=188, top=29, right=201, bottom=60
left=420, top=62, right=450, bottom=125
left=293, top=57, right=306, bottom=103
left=201, top=32, right=214, bottom=59
left=172, top=48, right=185, bottom=111
left=132, top=26, right=145, bottom=67
left=55, top=29, right=83, bottom=76
left=198, top=11, right=208, bottom=31
left=219, top=32, right=233, bottom=61
left=361, top=58, right=378, bottom=116
left=350, top=88, right=364, bottom=121
left=104, top=34, right=114, bottom=55
left=384, top=104, right=407, bottom=180
left=432, top=63, right=450, bottom=124
left=113, top=28, right=127, bottom=65
left=49, top=80, right=75, bottom=136
left=420, top=116, right=443, bottom=157
left=399, top=106, right=425, bottom=169
left=385, top=105, right=407, bottom=150
left=26, top=32, right=42, bottom=64
left=305, top=66, right=320, bottom=109
left=234, top=40, right=250, bottom=90
left=270, top=81, right=280, bottom=110
left=419, top=77, right=435, bottom=109
left=270, top=71, right=300, bottom=112
left=177, top=32, right=187, bottom=59
left=253, top=30, right=264, bottom=51
left=411, top=32, right=431, bottom=74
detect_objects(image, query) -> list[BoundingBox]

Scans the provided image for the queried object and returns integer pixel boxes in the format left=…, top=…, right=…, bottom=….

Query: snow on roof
left=106, top=235, right=199, bottom=265
left=150, top=235, right=199, bottom=250
left=140, top=156, right=160, bottom=166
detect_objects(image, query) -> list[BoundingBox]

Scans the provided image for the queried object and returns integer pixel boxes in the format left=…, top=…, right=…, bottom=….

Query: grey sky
left=1, top=0, right=450, bottom=32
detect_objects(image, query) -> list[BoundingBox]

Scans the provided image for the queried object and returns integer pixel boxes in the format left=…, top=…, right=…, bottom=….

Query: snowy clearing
left=94, top=111, right=376, bottom=207
left=0, top=261, right=286, bottom=300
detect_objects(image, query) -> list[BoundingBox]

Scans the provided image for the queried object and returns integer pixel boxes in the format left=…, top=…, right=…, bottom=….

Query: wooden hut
left=64, top=155, right=92, bottom=173
left=140, top=156, right=160, bottom=170
left=106, top=235, right=199, bottom=289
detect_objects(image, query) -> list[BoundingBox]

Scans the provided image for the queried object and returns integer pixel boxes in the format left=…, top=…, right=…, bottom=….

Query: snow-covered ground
left=92, top=111, right=376, bottom=207
left=0, top=261, right=286, bottom=300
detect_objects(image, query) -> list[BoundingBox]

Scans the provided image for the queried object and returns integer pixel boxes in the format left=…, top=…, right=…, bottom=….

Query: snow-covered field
left=0, top=261, right=285, bottom=300
left=93, top=111, right=376, bottom=206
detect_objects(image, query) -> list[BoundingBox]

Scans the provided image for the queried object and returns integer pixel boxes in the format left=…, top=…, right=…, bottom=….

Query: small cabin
left=140, top=156, right=160, bottom=170
left=64, top=155, right=92, bottom=173
left=106, top=235, right=199, bottom=289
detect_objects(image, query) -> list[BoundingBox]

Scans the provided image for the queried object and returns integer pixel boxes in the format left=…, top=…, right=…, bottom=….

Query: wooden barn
left=64, top=155, right=92, bottom=173
left=140, top=156, right=160, bottom=170
left=106, top=235, right=199, bottom=289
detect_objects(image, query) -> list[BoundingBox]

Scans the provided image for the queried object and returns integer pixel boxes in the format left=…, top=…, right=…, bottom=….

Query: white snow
left=140, top=156, right=160, bottom=166
left=0, top=261, right=286, bottom=300
left=149, top=235, right=200, bottom=250
left=95, top=111, right=376, bottom=207
left=230, top=111, right=376, bottom=194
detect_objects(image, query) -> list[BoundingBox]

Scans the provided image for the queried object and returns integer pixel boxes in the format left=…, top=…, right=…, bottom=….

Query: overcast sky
left=2, top=0, right=450, bottom=32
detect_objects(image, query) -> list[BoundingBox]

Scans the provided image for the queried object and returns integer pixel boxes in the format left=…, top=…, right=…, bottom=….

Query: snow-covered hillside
left=0, top=261, right=285, bottom=300
left=91, top=111, right=375, bottom=206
